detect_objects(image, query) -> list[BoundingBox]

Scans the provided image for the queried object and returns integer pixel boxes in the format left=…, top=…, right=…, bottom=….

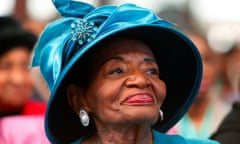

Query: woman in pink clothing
left=0, top=16, right=48, bottom=144
left=0, top=116, right=50, bottom=144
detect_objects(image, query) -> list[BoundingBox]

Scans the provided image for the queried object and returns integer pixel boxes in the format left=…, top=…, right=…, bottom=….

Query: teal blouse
left=70, top=130, right=219, bottom=144
left=177, top=105, right=214, bottom=139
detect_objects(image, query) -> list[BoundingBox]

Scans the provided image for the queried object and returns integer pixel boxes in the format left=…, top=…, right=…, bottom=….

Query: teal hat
left=32, top=0, right=202, bottom=143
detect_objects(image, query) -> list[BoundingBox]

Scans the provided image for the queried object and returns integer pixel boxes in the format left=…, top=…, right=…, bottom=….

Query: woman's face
left=189, top=34, right=220, bottom=97
left=0, top=47, right=33, bottom=113
left=70, top=38, right=166, bottom=127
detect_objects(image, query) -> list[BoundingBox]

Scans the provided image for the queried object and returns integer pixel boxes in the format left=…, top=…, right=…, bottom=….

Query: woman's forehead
left=82, top=37, right=156, bottom=72
left=95, top=37, right=154, bottom=58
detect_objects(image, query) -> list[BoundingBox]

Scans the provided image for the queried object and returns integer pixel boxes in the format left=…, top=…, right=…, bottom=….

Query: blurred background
left=0, top=0, right=239, bottom=52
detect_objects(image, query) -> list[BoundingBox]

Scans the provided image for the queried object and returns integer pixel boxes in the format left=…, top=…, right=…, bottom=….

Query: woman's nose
left=125, top=70, right=151, bottom=89
left=9, top=68, right=27, bottom=85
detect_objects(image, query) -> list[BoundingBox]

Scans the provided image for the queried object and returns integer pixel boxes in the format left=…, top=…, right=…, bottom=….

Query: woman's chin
left=121, top=108, right=159, bottom=124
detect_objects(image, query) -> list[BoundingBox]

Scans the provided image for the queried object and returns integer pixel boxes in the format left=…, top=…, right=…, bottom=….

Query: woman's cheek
left=153, top=80, right=166, bottom=104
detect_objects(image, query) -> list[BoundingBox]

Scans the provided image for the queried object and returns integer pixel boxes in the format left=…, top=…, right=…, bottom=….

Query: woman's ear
left=67, top=84, right=86, bottom=113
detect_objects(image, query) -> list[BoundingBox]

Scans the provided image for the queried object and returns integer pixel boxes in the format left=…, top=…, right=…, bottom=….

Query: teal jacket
left=71, top=130, right=220, bottom=144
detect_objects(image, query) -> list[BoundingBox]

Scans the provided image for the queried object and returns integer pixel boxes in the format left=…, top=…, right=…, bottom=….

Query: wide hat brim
left=45, top=25, right=202, bottom=143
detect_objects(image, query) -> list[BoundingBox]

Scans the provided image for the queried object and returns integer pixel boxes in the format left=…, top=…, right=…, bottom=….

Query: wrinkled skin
left=68, top=37, right=166, bottom=144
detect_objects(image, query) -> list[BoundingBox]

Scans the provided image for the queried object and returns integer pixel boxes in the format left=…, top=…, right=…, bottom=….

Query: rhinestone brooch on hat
left=70, top=19, right=98, bottom=45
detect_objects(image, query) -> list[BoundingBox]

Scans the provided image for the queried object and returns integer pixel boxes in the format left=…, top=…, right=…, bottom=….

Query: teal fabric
left=32, top=2, right=173, bottom=89
left=178, top=105, right=214, bottom=139
left=153, top=130, right=219, bottom=144
left=72, top=130, right=220, bottom=144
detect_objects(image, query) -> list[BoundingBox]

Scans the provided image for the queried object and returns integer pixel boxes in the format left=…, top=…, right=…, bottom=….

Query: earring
left=79, top=109, right=89, bottom=127
left=159, top=109, right=164, bottom=121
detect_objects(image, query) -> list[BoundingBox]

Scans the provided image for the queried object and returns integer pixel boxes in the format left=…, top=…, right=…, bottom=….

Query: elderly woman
left=32, top=0, right=219, bottom=143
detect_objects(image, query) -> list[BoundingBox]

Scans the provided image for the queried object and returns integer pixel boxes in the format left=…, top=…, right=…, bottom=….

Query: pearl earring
left=159, top=109, right=164, bottom=121
left=79, top=109, right=89, bottom=127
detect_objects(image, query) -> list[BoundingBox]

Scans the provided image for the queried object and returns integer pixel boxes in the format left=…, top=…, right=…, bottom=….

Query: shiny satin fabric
left=31, top=1, right=173, bottom=90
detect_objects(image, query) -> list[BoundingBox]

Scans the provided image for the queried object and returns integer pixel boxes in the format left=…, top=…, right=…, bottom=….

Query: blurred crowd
left=167, top=30, right=240, bottom=140
left=0, top=0, right=239, bottom=144
left=0, top=16, right=49, bottom=143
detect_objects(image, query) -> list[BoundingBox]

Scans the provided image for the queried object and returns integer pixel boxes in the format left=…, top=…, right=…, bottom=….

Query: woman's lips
left=122, top=93, right=154, bottom=105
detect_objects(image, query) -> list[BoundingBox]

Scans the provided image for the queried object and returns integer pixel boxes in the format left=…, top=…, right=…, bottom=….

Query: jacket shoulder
left=185, top=139, right=220, bottom=144
left=153, top=130, right=219, bottom=144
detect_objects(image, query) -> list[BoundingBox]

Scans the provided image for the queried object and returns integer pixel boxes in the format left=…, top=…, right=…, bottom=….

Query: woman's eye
left=109, top=68, right=124, bottom=75
left=146, top=68, right=158, bottom=75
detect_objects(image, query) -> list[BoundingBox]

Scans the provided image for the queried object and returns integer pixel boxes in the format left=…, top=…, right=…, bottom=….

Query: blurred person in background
left=0, top=16, right=49, bottom=144
left=0, top=16, right=46, bottom=116
left=210, top=42, right=240, bottom=144
left=217, top=42, right=240, bottom=104
left=31, top=67, right=50, bottom=102
left=211, top=100, right=240, bottom=144
left=168, top=31, right=230, bottom=139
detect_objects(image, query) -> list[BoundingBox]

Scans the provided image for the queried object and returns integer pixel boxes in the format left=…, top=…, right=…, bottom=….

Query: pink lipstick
left=123, top=93, right=154, bottom=105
